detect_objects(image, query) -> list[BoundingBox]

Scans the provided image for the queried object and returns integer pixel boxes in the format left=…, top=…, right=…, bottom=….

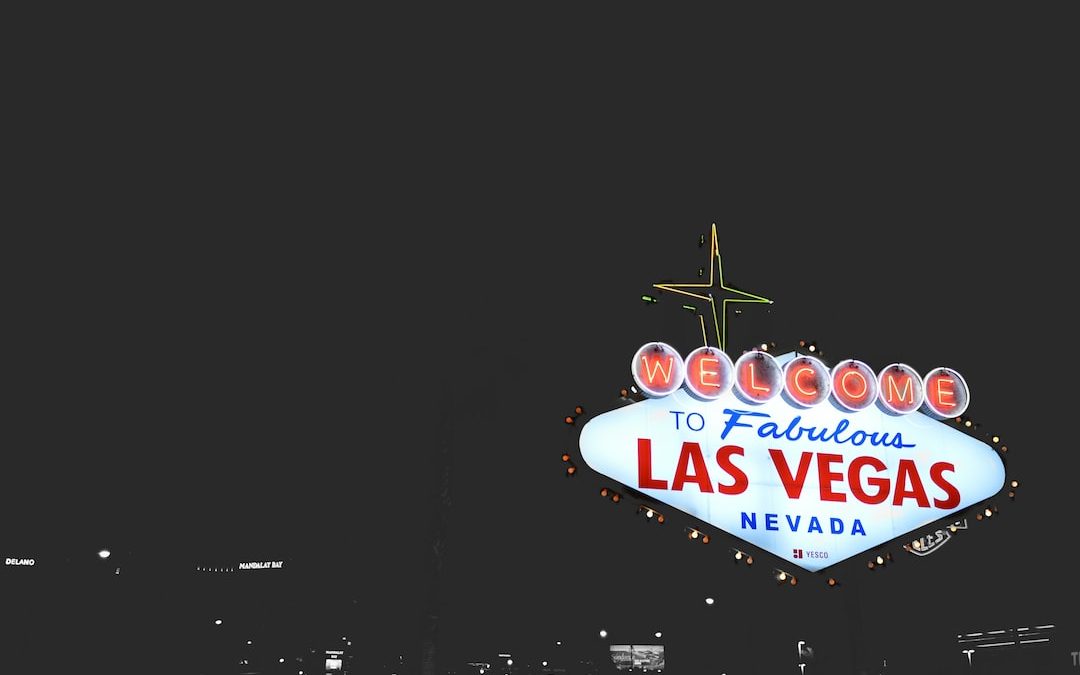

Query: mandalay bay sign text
left=579, top=343, right=1005, bottom=572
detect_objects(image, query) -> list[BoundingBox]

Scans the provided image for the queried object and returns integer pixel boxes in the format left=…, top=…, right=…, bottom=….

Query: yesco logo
left=580, top=348, right=1004, bottom=573
left=4, top=558, right=35, bottom=566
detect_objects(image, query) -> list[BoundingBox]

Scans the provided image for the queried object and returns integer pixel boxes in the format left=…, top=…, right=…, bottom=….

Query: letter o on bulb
left=831, top=359, right=878, bottom=412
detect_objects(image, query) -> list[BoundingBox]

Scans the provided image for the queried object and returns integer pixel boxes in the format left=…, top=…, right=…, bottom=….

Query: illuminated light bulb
left=976, top=513, right=983, bottom=521
left=790, top=577, right=798, bottom=586
left=599, top=630, right=607, bottom=638
left=868, top=561, right=875, bottom=569
left=1011, top=480, right=1019, bottom=488
left=1008, top=491, right=1015, bottom=499
left=734, top=551, right=743, bottom=560
left=645, top=509, right=654, bottom=518
left=611, top=494, right=620, bottom=503
left=808, top=345, right=816, bottom=352
left=992, top=436, right=1000, bottom=443
left=561, top=454, right=570, bottom=462
left=656, top=515, right=665, bottom=524
left=965, top=420, right=973, bottom=428
left=949, top=525, right=957, bottom=533
left=777, top=571, right=787, bottom=581
left=689, top=530, right=698, bottom=539
left=565, top=466, right=576, bottom=476
left=745, top=556, right=753, bottom=566
left=704, top=597, right=714, bottom=605
left=876, top=556, right=884, bottom=565
left=912, top=540, right=922, bottom=549
left=827, top=578, right=837, bottom=587
left=619, top=388, right=629, bottom=397
left=1001, top=445, right=1007, bottom=452
left=600, top=488, right=608, bottom=497
left=564, top=416, right=574, bottom=425
left=760, top=343, right=768, bottom=351
left=574, top=406, right=584, bottom=415
left=984, top=508, right=993, bottom=517
left=701, top=535, right=710, bottom=544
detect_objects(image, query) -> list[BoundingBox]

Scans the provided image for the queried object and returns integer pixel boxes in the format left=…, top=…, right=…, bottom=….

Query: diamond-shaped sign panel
left=579, top=355, right=1005, bottom=572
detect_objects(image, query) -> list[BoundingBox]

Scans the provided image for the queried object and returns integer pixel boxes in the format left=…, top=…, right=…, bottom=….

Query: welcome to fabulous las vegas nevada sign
left=577, top=226, right=1005, bottom=574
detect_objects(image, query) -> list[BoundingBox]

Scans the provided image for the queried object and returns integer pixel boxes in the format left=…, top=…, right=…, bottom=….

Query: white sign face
left=580, top=354, right=1005, bottom=572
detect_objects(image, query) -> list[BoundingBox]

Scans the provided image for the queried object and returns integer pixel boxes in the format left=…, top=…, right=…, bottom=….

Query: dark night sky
left=3, top=22, right=1079, bottom=675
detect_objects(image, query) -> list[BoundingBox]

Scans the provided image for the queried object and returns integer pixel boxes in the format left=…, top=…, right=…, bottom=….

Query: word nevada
left=631, top=342, right=969, bottom=418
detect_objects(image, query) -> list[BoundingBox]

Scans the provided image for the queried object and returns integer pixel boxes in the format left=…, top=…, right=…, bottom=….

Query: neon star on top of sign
left=653, top=223, right=772, bottom=353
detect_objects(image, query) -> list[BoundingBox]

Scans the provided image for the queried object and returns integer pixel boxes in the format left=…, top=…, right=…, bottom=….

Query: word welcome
left=631, top=343, right=968, bottom=418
